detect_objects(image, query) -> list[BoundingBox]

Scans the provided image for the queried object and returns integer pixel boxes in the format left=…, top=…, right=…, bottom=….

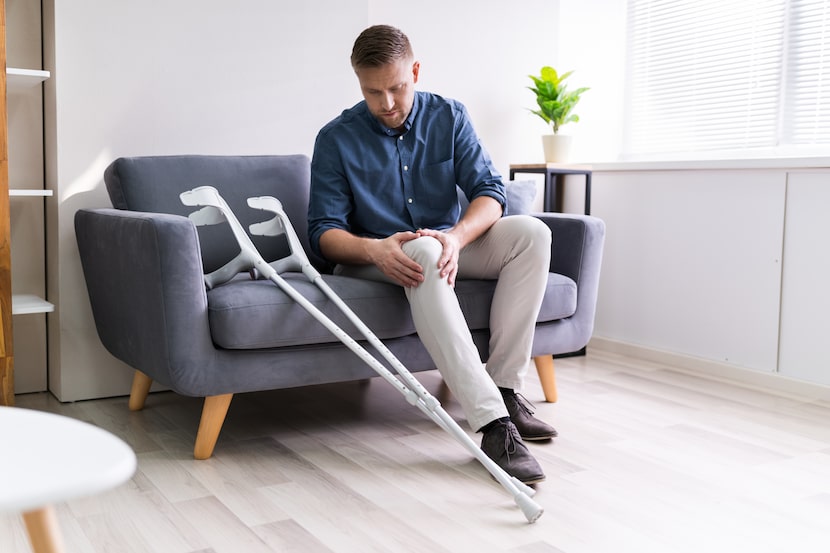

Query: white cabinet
left=778, top=171, right=830, bottom=387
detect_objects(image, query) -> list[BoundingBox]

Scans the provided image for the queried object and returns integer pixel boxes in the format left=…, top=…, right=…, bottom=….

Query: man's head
left=351, top=25, right=420, bottom=131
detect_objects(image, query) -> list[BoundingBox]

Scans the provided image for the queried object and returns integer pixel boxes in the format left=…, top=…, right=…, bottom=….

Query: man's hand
left=413, top=196, right=503, bottom=287
left=320, top=193, right=503, bottom=289
left=416, top=228, right=462, bottom=286
left=368, top=231, right=425, bottom=287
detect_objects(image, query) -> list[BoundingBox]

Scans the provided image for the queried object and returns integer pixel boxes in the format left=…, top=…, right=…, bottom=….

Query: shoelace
left=502, top=422, right=520, bottom=462
left=513, top=392, right=537, bottom=417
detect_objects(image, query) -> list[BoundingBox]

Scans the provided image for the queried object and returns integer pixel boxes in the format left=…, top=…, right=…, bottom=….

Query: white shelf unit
left=7, top=68, right=53, bottom=316
left=9, top=188, right=54, bottom=315
left=6, top=68, right=50, bottom=92
left=12, top=295, right=55, bottom=315
left=9, top=189, right=53, bottom=197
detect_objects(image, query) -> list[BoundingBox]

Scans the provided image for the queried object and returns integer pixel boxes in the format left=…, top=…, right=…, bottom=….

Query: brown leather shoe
left=480, top=420, right=546, bottom=484
left=503, top=392, right=558, bottom=440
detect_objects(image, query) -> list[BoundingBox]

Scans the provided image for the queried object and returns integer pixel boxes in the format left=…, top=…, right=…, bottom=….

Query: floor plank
left=2, top=350, right=830, bottom=552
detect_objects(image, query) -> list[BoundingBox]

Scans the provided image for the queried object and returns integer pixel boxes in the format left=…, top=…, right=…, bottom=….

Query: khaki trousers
left=335, top=215, right=551, bottom=431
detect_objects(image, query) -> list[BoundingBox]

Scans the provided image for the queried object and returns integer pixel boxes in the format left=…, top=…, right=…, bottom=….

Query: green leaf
left=526, top=66, right=589, bottom=131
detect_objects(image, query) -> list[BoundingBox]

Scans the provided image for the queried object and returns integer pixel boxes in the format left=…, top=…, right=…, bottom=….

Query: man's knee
left=498, top=215, right=551, bottom=253
left=402, top=236, right=443, bottom=265
left=523, top=215, right=551, bottom=242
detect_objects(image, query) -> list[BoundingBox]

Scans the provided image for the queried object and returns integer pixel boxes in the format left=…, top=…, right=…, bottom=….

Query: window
left=623, top=0, right=830, bottom=159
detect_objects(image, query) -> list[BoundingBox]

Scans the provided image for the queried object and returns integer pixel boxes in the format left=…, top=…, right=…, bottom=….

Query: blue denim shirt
left=308, top=91, right=505, bottom=258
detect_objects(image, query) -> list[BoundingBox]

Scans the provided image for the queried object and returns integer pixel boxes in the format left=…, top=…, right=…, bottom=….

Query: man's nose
left=380, top=92, right=394, bottom=111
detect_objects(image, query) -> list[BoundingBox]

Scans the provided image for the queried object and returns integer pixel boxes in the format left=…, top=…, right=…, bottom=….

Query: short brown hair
left=351, top=25, right=413, bottom=69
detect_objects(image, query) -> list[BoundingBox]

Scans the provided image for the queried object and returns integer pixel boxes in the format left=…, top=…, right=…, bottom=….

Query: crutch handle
left=203, top=251, right=251, bottom=290
left=181, top=186, right=263, bottom=288
left=247, top=196, right=320, bottom=281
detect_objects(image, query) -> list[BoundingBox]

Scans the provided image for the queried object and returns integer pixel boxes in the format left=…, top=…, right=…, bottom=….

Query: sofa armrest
left=532, top=213, right=603, bottom=282
left=532, top=212, right=606, bottom=353
left=74, top=208, right=215, bottom=388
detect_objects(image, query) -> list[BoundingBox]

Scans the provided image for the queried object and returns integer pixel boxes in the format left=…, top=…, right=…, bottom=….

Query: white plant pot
left=541, top=134, right=572, bottom=163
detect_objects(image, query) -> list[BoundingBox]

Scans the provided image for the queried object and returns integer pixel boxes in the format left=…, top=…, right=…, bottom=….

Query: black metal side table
left=510, top=164, right=592, bottom=360
left=509, top=163, right=592, bottom=215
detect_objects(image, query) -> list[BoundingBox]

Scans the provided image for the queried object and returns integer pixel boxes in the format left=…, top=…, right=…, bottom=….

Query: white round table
left=0, top=406, right=137, bottom=553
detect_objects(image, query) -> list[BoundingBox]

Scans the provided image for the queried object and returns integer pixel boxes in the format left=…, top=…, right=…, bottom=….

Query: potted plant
left=528, top=66, right=589, bottom=163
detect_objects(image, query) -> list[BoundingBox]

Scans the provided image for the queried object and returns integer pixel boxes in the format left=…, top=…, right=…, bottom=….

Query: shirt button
left=404, top=165, right=409, bottom=171
left=399, top=136, right=404, bottom=141
left=407, top=198, right=413, bottom=203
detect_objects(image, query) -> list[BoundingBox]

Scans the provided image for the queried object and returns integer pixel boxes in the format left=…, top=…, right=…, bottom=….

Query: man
left=308, top=24, right=555, bottom=484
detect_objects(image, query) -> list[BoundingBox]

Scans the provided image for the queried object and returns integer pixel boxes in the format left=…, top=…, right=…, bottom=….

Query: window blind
left=625, top=0, right=790, bottom=157
left=783, top=0, right=830, bottom=145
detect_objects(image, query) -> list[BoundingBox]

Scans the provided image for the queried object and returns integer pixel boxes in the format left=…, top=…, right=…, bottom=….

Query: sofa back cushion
left=103, top=155, right=326, bottom=272
left=456, top=179, right=537, bottom=216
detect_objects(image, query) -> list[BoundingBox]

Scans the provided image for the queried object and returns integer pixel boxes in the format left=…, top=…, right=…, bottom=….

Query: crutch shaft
left=274, top=273, right=539, bottom=508
left=258, top=207, right=543, bottom=521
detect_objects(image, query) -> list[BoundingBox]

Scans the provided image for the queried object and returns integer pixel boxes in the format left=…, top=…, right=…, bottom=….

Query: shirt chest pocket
left=417, top=159, right=457, bottom=209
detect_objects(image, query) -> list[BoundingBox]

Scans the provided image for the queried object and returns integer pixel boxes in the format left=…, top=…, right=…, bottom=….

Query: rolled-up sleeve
left=308, top=129, right=352, bottom=258
left=452, top=103, right=506, bottom=210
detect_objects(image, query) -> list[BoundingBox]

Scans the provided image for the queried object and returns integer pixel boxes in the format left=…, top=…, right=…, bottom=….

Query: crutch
left=180, top=186, right=544, bottom=523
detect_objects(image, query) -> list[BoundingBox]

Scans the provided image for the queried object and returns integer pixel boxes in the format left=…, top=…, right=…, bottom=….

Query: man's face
left=356, top=58, right=420, bottom=130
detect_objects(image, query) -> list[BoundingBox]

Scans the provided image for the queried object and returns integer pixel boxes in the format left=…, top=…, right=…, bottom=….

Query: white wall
left=42, top=0, right=561, bottom=400
left=42, top=0, right=826, bottom=400
left=368, top=0, right=560, bottom=173
left=557, top=0, right=628, bottom=162
left=44, top=0, right=369, bottom=400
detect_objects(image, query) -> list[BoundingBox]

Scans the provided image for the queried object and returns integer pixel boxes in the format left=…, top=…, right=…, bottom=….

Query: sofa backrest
left=103, top=154, right=327, bottom=273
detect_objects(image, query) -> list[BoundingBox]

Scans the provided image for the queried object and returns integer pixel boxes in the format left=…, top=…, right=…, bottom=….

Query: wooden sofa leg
left=194, top=394, right=233, bottom=460
left=533, top=355, right=558, bottom=403
left=128, top=370, right=153, bottom=411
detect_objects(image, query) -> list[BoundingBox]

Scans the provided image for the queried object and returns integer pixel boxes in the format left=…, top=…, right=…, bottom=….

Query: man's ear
left=412, top=61, right=421, bottom=84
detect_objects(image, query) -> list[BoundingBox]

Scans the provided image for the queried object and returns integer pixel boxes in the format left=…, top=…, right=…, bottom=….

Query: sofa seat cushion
left=456, top=274, right=577, bottom=333
left=207, top=272, right=577, bottom=350
left=207, top=273, right=412, bottom=349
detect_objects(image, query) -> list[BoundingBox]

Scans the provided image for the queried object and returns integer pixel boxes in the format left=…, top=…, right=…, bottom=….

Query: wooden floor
left=2, top=350, right=829, bottom=552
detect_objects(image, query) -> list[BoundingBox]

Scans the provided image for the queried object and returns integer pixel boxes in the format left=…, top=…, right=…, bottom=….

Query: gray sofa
left=75, top=154, right=605, bottom=459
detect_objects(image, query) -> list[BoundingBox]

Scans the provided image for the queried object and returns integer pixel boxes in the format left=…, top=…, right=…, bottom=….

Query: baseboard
left=588, top=336, right=830, bottom=402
